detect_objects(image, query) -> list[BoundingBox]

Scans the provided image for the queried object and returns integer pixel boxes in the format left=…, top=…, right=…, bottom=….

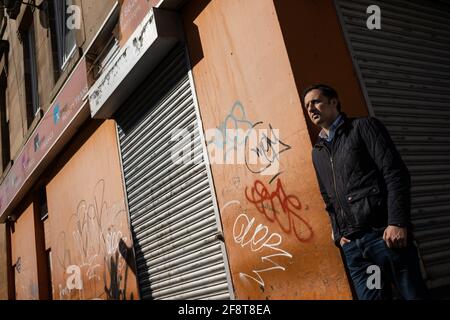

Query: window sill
left=60, top=45, right=78, bottom=72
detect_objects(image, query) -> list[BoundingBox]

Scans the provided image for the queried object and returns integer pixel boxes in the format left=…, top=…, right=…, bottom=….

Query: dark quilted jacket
left=312, top=114, right=411, bottom=246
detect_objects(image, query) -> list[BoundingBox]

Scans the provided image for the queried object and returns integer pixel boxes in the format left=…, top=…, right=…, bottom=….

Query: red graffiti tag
left=245, top=179, right=313, bottom=242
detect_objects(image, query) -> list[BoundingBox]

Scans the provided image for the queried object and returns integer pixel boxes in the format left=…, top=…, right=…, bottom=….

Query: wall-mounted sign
left=89, top=8, right=182, bottom=119
left=0, top=58, right=89, bottom=220
left=117, top=0, right=158, bottom=48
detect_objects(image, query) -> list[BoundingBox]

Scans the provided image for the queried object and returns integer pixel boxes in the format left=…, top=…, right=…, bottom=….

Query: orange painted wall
left=183, top=0, right=352, bottom=299
left=273, top=0, right=369, bottom=141
left=10, top=203, right=40, bottom=300
left=46, top=120, right=138, bottom=300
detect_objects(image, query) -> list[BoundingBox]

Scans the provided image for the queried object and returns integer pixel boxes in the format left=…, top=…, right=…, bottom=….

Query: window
left=21, top=13, right=40, bottom=126
left=49, top=0, right=77, bottom=76
left=0, top=70, right=10, bottom=172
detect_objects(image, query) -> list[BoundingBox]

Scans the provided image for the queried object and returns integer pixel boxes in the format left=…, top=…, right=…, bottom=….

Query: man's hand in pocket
left=340, top=237, right=351, bottom=247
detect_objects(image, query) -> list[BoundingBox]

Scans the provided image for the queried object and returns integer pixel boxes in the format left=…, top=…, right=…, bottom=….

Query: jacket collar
left=318, top=114, right=344, bottom=142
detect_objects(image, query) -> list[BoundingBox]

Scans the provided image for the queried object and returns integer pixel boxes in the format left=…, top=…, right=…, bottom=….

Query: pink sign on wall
left=0, top=58, right=88, bottom=218
left=117, top=0, right=158, bottom=47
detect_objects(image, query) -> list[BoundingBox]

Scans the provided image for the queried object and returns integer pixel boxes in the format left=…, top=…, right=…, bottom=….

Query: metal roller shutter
left=335, top=0, right=450, bottom=293
left=114, top=45, right=232, bottom=300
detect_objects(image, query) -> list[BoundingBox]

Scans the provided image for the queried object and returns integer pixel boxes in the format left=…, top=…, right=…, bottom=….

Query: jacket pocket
left=346, top=184, right=383, bottom=228
left=346, top=185, right=380, bottom=203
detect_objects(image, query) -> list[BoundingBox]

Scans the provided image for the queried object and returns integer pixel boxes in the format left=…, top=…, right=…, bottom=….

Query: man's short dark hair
left=301, top=84, right=342, bottom=113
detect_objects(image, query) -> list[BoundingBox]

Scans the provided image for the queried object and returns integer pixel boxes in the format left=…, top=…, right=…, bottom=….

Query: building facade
left=0, top=0, right=449, bottom=300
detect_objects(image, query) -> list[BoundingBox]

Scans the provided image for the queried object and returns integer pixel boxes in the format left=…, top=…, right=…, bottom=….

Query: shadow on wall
left=273, top=0, right=369, bottom=145
left=181, top=0, right=212, bottom=69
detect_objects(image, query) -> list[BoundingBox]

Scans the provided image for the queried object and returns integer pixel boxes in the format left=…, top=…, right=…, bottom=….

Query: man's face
left=304, top=89, right=339, bottom=128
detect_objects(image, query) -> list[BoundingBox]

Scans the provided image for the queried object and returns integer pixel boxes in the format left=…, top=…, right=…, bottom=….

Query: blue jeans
left=341, top=229, right=428, bottom=300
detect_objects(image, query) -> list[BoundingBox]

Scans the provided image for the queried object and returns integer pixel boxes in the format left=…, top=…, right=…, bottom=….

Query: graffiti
left=221, top=200, right=243, bottom=213
left=59, top=285, right=71, bottom=300
left=245, top=123, right=291, bottom=182
left=13, top=257, right=40, bottom=299
left=222, top=201, right=292, bottom=289
left=208, top=101, right=255, bottom=162
left=55, top=179, right=133, bottom=300
left=15, top=257, right=22, bottom=274
left=106, top=231, right=122, bottom=256
left=211, top=101, right=312, bottom=291
left=245, top=179, right=313, bottom=242
left=204, top=101, right=291, bottom=181
left=233, top=212, right=292, bottom=289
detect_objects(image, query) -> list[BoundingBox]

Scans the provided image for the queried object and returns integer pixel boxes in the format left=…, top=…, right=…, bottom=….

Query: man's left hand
left=383, top=225, right=408, bottom=249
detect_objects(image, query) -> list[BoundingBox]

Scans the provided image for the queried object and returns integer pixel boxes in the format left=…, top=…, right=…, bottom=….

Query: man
left=303, top=84, right=428, bottom=300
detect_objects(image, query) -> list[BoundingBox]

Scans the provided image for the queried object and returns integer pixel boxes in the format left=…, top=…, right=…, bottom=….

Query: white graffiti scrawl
left=232, top=211, right=293, bottom=289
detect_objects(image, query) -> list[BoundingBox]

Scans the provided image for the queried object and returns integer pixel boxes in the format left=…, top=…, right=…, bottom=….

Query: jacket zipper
left=323, top=146, right=345, bottom=235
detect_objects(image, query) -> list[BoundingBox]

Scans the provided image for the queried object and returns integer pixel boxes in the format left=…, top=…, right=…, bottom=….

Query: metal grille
left=335, top=0, right=450, bottom=291
left=115, top=45, right=231, bottom=300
